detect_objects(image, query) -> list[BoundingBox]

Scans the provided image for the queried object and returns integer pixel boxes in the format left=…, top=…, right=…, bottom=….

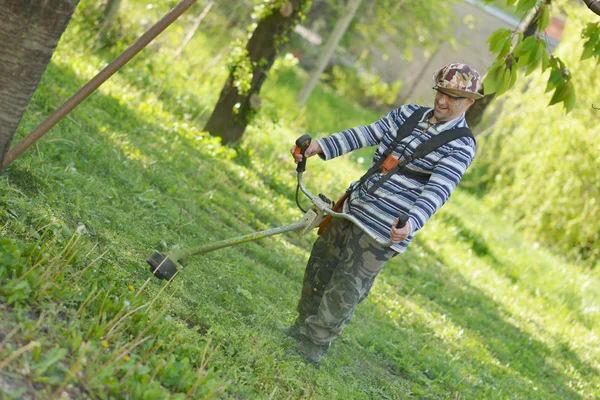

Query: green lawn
left=0, top=2, right=598, bottom=399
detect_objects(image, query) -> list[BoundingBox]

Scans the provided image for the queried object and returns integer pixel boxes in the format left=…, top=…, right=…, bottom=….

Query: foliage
left=474, top=5, right=600, bottom=266
left=0, top=0, right=599, bottom=398
left=483, top=0, right=600, bottom=113
left=305, top=0, right=462, bottom=62
left=324, top=65, right=403, bottom=112
left=226, top=0, right=313, bottom=102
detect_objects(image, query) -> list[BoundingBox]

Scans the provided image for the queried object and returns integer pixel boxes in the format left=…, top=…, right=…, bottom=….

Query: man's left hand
left=390, top=219, right=412, bottom=244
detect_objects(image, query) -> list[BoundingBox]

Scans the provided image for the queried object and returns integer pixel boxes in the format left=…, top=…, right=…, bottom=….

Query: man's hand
left=290, top=141, right=323, bottom=164
left=390, top=219, right=412, bottom=244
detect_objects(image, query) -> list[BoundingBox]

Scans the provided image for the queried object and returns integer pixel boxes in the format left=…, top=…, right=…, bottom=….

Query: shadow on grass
left=5, top=61, right=292, bottom=273
left=436, top=204, right=597, bottom=332
left=365, top=237, right=597, bottom=399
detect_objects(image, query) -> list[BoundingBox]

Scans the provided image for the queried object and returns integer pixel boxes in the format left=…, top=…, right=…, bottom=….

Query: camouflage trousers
left=295, top=217, right=398, bottom=345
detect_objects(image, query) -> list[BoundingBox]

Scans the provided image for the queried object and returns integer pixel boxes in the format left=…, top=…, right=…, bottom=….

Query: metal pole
left=2, top=0, right=198, bottom=170
left=171, top=221, right=307, bottom=262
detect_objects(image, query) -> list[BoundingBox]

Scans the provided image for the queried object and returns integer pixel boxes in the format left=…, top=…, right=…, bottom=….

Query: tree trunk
left=296, top=0, right=363, bottom=107
left=465, top=92, right=496, bottom=130
left=398, top=44, right=439, bottom=105
left=582, top=0, right=600, bottom=16
left=466, top=1, right=548, bottom=129
left=99, top=0, right=122, bottom=37
left=173, top=0, right=214, bottom=59
left=0, top=0, right=80, bottom=170
left=204, top=1, right=310, bottom=144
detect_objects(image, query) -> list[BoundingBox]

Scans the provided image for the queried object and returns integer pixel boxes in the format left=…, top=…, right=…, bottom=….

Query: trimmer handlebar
left=294, top=134, right=312, bottom=173
left=295, top=135, right=409, bottom=247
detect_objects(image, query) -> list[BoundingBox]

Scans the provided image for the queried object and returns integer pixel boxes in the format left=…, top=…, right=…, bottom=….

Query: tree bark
left=582, top=0, right=600, bottom=16
left=0, top=0, right=80, bottom=170
left=204, top=1, right=309, bottom=144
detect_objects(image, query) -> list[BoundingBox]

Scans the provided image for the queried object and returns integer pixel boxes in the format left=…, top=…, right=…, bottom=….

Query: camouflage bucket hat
left=432, top=63, right=483, bottom=99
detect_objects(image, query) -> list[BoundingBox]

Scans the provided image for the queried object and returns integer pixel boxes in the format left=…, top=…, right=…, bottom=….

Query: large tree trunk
left=0, top=0, right=80, bottom=169
left=204, top=1, right=309, bottom=144
left=466, top=2, right=547, bottom=129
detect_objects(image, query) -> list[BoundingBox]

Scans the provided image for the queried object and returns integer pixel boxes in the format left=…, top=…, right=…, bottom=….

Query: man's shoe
left=278, top=323, right=303, bottom=341
left=296, top=337, right=330, bottom=366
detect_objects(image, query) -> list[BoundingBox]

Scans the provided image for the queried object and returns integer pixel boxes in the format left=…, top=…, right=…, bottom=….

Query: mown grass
left=1, top=1, right=599, bottom=399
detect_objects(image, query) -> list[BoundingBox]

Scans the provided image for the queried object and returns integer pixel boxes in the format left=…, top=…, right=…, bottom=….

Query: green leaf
left=548, top=81, right=569, bottom=106
left=563, top=81, right=576, bottom=112
left=483, top=62, right=504, bottom=94
left=483, top=72, right=498, bottom=95
left=496, top=67, right=512, bottom=96
left=538, top=5, right=550, bottom=32
left=517, top=0, right=537, bottom=12
left=580, top=41, right=595, bottom=61
left=525, top=40, right=544, bottom=76
left=579, top=24, right=600, bottom=61
left=545, top=68, right=563, bottom=93
left=499, top=37, right=513, bottom=58
left=508, top=65, right=518, bottom=89
left=515, top=56, right=527, bottom=70
left=513, top=36, right=537, bottom=58
left=506, top=0, right=518, bottom=5
left=525, top=57, right=539, bottom=76
left=487, top=29, right=513, bottom=54
left=541, top=51, right=551, bottom=72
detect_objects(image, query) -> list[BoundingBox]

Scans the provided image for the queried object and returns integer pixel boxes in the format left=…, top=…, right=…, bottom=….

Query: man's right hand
left=290, top=141, right=323, bottom=164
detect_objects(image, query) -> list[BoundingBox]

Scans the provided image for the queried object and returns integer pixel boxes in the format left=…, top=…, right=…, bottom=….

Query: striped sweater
left=316, top=103, right=476, bottom=253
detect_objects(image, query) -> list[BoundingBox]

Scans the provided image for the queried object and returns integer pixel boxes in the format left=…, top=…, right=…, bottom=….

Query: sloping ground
left=1, top=3, right=599, bottom=399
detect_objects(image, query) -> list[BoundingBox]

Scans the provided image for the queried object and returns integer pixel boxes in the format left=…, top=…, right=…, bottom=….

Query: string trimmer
left=147, top=134, right=407, bottom=280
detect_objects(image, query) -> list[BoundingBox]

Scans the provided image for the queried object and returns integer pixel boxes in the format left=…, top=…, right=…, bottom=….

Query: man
left=285, top=63, right=482, bottom=365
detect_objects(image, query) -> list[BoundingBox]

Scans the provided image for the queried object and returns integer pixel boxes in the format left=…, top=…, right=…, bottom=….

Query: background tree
left=296, top=0, right=363, bottom=107
left=98, top=0, right=122, bottom=38
left=0, top=0, right=80, bottom=169
left=466, top=1, right=550, bottom=128
left=297, top=0, right=461, bottom=106
left=475, top=3, right=600, bottom=266
left=204, top=1, right=312, bottom=144
left=174, top=0, right=215, bottom=59
left=475, top=0, right=600, bottom=124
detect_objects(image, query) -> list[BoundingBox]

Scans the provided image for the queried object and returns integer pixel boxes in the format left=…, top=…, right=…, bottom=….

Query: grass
left=1, top=1, right=599, bottom=399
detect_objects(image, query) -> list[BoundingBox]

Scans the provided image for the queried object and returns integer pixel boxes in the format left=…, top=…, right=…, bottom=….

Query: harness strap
left=397, top=166, right=431, bottom=181
left=351, top=107, right=428, bottom=194
left=367, top=127, right=474, bottom=194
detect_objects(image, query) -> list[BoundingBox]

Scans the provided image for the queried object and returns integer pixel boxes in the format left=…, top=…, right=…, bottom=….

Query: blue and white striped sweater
left=316, top=104, right=476, bottom=253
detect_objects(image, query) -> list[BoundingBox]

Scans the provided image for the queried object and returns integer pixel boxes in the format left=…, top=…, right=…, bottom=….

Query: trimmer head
left=147, top=251, right=179, bottom=280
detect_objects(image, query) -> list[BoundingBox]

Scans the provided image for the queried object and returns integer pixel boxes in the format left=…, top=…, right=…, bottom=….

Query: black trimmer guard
left=147, top=251, right=179, bottom=280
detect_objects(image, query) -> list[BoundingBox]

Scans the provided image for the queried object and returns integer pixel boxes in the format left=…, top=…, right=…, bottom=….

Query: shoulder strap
left=411, top=127, right=474, bottom=160
left=367, top=126, right=474, bottom=194
left=350, top=106, right=428, bottom=193
left=383, top=106, right=429, bottom=158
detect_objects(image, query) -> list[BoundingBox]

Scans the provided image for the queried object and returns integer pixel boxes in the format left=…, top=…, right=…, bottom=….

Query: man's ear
left=466, top=98, right=476, bottom=107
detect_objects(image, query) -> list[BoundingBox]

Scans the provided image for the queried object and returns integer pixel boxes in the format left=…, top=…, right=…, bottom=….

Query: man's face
left=432, top=90, right=475, bottom=123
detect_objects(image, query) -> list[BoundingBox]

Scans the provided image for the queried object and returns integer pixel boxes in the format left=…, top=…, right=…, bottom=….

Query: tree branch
left=583, top=0, right=600, bottom=16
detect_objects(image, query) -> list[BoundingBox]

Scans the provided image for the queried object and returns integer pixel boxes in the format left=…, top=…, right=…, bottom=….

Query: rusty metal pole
left=2, top=0, right=197, bottom=170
